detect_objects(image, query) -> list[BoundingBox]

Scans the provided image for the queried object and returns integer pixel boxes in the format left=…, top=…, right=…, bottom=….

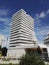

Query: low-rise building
left=44, top=32, right=49, bottom=46
left=44, top=32, right=49, bottom=57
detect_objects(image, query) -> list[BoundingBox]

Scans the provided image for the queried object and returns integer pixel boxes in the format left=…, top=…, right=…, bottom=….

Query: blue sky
left=0, top=0, right=49, bottom=46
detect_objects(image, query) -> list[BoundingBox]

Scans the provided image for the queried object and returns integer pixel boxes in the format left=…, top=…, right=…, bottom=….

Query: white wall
left=7, top=49, right=25, bottom=58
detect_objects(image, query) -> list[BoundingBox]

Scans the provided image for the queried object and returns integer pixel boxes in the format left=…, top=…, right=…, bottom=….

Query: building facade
left=9, top=9, right=38, bottom=48
left=44, top=32, right=49, bottom=57
left=44, top=33, right=49, bottom=46
left=7, top=9, right=38, bottom=58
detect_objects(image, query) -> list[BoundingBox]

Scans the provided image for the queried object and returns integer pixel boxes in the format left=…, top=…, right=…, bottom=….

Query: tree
left=0, top=45, right=1, bottom=51
left=19, top=49, right=45, bottom=65
left=2, top=47, right=7, bottom=56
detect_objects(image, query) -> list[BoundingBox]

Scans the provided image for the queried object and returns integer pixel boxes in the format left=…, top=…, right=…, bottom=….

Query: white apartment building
left=44, top=32, right=49, bottom=46
left=7, top=9, right=38, bottom=58
left=9, top=9, right=38, bottom=48
left=44, top=32, right=49, bottom=57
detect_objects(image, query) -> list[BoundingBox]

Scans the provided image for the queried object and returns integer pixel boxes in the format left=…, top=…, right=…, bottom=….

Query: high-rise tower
left=7, top=9, right=38, bottom=59
left=9, top=9, right=38, bottom=48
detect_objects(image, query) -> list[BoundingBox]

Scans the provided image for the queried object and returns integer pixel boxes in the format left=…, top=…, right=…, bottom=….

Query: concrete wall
left=7, top=48, right=25, bottom=58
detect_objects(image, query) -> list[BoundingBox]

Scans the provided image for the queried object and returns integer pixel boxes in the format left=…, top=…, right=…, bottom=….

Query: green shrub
left=19, top=50, right=45, bottom=65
